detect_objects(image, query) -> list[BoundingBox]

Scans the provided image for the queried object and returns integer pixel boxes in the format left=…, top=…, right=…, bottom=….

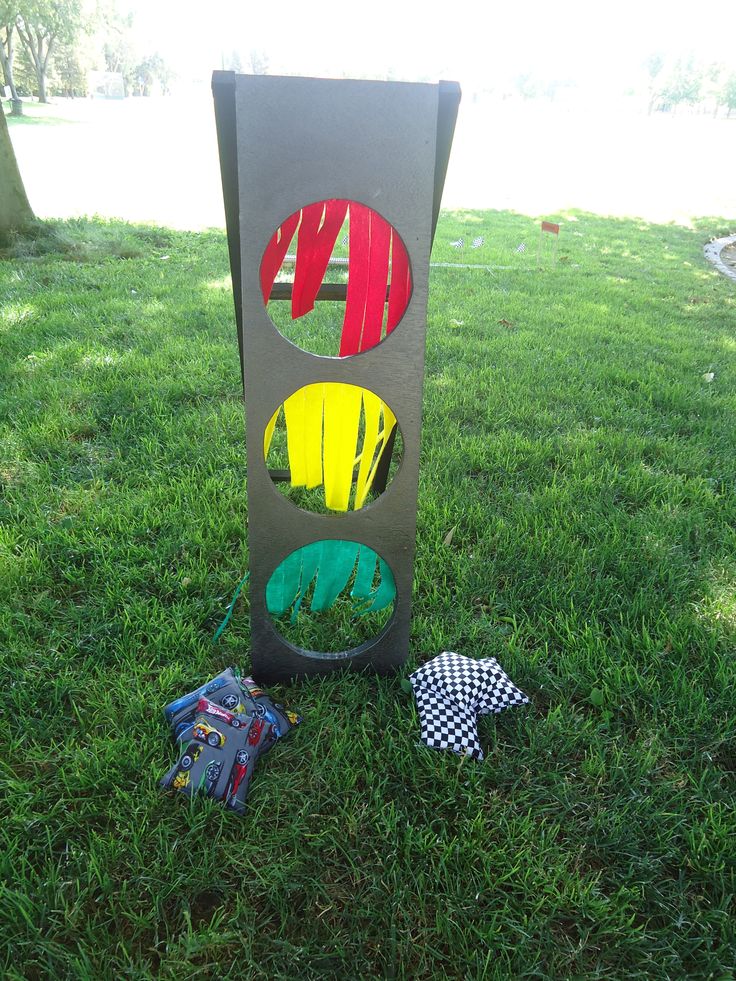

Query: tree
left=223, top=49, right=242, bottom=73
left=513, top=72, right=540, bottom=100
left=133, top=51, right=171, bottom=96
left=50, top=36, right=88, bottom=97
left=644, top=52, right=664, bottom=113
left=103, top=31, right=138, bottom=95
left=223, top=49, right=267, bottom=76
left=0, top=3, right=20, bottom=101
left=0, top=101, right=34, bottom=235
left=247, top=48, right=269, bottom=75
left=701, top=62, right=726, bottom=116
left=723, top=73, right=736, bottom=118
left=16, top=0, right=83, bottom=103
left=658, top=57, right=702, bottom=112
left=97, top=0, right=138, bottom=95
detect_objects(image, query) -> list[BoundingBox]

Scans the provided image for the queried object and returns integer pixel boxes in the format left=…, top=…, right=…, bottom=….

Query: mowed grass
left=1, top=210, right=735, bottom=979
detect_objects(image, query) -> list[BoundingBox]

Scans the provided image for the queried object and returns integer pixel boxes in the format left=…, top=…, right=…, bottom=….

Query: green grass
left=1, top=210, right=735, bottom=979
left=4, top=100, right=77, bottom=127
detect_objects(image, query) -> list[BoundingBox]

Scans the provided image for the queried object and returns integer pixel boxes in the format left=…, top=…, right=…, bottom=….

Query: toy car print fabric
left=164, top=668, right=302, bottom=745
left=164, top=667, right=252, bottom=740
left=409, top=652, right=529, bottom=761
left=161, top=706, right=273, bottom=814
left=175, top=695, right=250, bottom=745
left=239, top=675, right=302, bottom=754
left=161, top=667, right=302, bottom=815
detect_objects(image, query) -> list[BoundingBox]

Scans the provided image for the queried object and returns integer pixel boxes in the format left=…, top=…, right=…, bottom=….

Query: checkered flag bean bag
left=411, top=684, right=486, bottom=759
left=409, top=652, right=529, bottom=760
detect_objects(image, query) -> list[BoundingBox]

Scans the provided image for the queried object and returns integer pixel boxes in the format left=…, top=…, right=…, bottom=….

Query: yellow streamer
left=363, top=404, right=396, bottom=497
left=283, top=388, right=308, bottom=485
left=303, top=383, right=324, bottom=488
left=354, top=392, right=381, bottom=509
left=323, top=382, right=363, bottom=510
left=263, top=407, right=280, bottom=457
left=265, top=383, right=396, bottom=511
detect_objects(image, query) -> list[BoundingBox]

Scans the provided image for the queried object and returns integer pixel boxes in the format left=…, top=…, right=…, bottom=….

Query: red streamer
left=340, top=204, right=371, bottom=357
left=261, top=199, right=411, bottom=357
left=291, top=199, right=349, bottom=319
left=386, top=232, right=411, bottom=333
left=260, top=211, right=300, bottom=303
left=359, top=211, right=392, bottom=351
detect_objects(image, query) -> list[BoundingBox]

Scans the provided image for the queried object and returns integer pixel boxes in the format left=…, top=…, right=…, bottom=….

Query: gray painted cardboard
left=231, top=74, right=450, bottom=681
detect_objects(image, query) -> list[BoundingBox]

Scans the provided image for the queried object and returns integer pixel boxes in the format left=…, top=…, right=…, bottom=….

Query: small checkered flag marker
left=515, top=242, right=526, bottom=253
left=450, top=238, right=464, bottom=249
left=341, top=234, right=349, bottom=246
left=471, top=236, right=484, bottom=249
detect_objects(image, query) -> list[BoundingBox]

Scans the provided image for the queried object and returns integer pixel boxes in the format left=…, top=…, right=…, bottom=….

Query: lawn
left=1, top=210, right=735, bottom=979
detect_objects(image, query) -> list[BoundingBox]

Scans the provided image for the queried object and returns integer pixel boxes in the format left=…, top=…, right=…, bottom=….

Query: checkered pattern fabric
left=412, top=684, right=485, bottom=759
left=410, top=651, right=529, bottom=761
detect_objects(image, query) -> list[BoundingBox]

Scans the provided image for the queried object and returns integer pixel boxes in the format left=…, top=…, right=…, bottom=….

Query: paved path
left=704, top=234, right=736, bottom=283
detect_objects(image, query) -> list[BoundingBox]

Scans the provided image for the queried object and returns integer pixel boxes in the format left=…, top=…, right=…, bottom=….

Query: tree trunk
left=0, top=26, right=19, bottom=101
left=38, top=35, right=53, bottom=103
left=0, top=104, right=34, bottom=235
left=16, top=23, right=51, bottom=103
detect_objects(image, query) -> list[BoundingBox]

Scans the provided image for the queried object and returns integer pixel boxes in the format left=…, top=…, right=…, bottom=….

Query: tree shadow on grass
left=4, top=107, right=76, bottom=127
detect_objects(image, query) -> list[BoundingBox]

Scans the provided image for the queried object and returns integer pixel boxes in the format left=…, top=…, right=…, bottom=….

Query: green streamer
left=310, top=540, right=360, bottom=612
left=363, top=558, right=396, bottom=613
left=290, top=541, right=324, bottom=622
left=266, top=541, right=396, bottom=620
left=212, top=571, right=250, bottom=643
left=351, top=546, right=378, bottom=602
left=265, top=548, right=303, bottom=616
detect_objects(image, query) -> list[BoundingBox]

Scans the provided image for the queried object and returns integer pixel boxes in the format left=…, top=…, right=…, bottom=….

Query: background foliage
left=1, top=1, right=736, bottom=112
